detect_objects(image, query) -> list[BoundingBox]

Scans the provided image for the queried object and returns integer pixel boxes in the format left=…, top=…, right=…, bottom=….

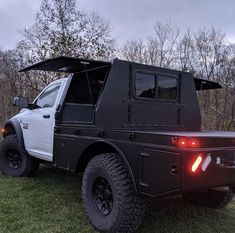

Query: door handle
left=43, top=115, right=50, bottom=119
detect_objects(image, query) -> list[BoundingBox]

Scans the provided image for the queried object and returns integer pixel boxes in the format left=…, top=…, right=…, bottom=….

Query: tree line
left=0, top=0, right=235, bottom=131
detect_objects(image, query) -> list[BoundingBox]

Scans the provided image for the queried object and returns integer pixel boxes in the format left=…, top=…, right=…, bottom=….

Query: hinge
left=128, top=104, right=131, bottom=123
left=140, top=152, right=150, bottom=157
left=140, top=181, right=149, bottom=187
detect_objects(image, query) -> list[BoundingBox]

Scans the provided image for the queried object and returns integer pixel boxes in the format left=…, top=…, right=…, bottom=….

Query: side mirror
left=13, top=96, right=29, bottom=108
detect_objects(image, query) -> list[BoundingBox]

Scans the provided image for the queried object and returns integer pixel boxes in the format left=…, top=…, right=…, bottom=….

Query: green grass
left=0, top=166, right=234, bottom=233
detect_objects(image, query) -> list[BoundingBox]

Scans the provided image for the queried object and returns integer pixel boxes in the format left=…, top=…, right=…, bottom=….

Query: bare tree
left=16, top=0, right=115, bottom=91
left=146, top=22, right=179, bottom=67
left=0, top=50, right=20, bottom=127
left=177, top=28, right=235, bottom=130
left=18, top=0, right=114, bottom=61
left=121, top=22, right=179, bottom=68
left=121, top=40, right=147, bottom=64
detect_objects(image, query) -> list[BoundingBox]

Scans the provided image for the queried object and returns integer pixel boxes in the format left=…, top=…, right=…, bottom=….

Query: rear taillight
left=189, top=138, right=199, bottom=147
left=192, top=155, right=203, bottom=172
left=171, top=137, right=200, bottom=148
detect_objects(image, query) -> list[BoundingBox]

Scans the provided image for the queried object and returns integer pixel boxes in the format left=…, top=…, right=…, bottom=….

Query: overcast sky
left=0, top=0, right=235, bottom=49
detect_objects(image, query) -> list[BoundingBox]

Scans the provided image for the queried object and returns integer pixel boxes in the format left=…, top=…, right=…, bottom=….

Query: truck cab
left=12, top=78, right=67, bottom=162
left=1, top=56, right=235, bottom=233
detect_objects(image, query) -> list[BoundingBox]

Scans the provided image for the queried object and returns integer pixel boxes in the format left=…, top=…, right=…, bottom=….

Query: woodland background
left=1, top=0, right=235, bottom=130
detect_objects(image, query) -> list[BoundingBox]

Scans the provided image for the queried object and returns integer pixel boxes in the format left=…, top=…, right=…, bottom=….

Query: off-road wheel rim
left=5, top=149, right=22, bottom=169
left=92, top=177, right=113, bottom=216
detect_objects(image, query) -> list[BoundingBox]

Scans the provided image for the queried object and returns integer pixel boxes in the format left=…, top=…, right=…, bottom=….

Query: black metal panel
left=19, top=56, right=111, bottom=73
left=61, top=103, right=94, bottom=124
left=53, top=137, right=75, bottom=170
left=130, top=102, right=178, bottom=127
left=95, top=59, right=130, bottom=128
left=53, top=130, right=143, bottom=193
left=141, top=148, right=181, bottom=195
left=194, top=78, right=222, bottom=90
left=180, top=72, right=201, bottom=131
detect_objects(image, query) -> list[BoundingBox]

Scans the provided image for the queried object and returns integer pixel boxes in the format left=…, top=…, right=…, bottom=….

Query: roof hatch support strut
left=82, top=62, right=94, bottom=106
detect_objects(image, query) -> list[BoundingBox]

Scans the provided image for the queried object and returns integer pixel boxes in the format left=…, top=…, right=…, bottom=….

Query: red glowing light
left=178, top=138, right=187, bottom=147
left=189, top=138, right=199, bottom=147
left=171, top=137, right=200, bottom=148
left=192, top=155, right=203, bottom=172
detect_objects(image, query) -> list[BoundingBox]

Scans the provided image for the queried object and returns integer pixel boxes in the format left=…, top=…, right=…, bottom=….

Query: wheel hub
left=92, top=177, right=113, bottom=216
left=5, top=149, right=22, bottom=169
left=104, top=189, right=112, bottom=201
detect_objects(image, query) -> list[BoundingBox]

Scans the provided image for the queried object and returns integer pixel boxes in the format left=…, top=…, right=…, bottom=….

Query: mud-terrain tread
left=82, top=153, right=145, bottom=233
left=0, top=135, right=39, bottom=177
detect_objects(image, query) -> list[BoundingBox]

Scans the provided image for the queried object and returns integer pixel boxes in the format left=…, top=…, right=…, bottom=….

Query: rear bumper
left=182, top=148, right=235, bottom=192
left=140, top=147, right=235, bottom=197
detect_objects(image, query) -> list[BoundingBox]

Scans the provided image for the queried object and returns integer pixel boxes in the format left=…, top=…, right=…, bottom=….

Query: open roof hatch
left=19, top=56, right=111, bottom=73
left=19, top=56, right=222, bottom=91
left=194, top=77, right=222, bottom=90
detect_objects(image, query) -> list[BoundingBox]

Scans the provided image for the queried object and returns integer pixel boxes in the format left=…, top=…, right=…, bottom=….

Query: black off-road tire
left=0, top=135, right=39, bottom=177
left=82, top=153, right=145, bottom=233
left=183, top=188, right=235, bottom=208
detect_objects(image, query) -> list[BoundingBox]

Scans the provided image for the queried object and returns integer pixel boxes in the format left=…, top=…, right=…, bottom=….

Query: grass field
left=0, top=166, right=234, bottom=233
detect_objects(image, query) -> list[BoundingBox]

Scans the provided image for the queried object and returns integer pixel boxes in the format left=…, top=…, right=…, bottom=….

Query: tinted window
left=36, top=83, right=61, bottom=108
left=66, top=70, right=106, bottom=105
left=66, top=75, right=93, bottom=104
left=158, top=75, right=177, bottom=100
left=135, top=73, right=155, bottom=98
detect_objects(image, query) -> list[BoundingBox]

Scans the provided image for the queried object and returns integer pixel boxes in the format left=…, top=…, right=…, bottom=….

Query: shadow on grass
left=2, top=165, right=234, bottom=233
left=38, top=166, right=235, bottom=233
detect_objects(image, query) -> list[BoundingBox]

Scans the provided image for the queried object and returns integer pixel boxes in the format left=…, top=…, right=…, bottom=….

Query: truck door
left=21, top=81, right=64, bottom=161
